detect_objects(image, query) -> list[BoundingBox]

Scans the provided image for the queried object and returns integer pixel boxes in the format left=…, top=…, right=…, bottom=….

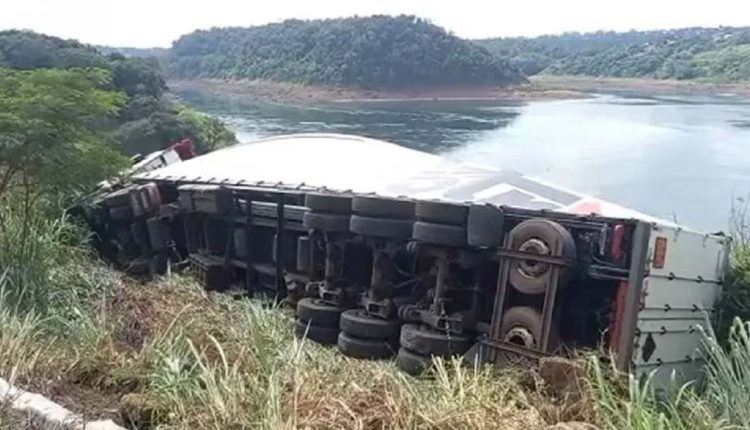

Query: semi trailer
left=83, top=133, right=730, bottom=387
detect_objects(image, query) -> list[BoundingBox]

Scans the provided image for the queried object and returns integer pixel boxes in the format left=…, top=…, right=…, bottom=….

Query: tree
left=0, top=30, right=237, bottom=157
left=167, top=15, right=526, bottom=87
left=478, top=26, right=750, bottom=82
left=0, top=68, right=129, bottom=204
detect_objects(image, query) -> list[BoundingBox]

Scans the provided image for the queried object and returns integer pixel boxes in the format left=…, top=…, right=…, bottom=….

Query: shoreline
left=169, top=76, right=750, bottom=105
left=532, top=75, right=750, bottom=96
left=168, top=79, right=589, bottom=104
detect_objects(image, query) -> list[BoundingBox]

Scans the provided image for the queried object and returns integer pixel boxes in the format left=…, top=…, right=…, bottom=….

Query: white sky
left=1, top=0, right=749, bottom=47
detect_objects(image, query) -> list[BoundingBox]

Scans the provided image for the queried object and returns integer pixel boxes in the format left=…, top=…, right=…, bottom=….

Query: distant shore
left=169, top=76, right=750, bottom=104
left=531, top=75, right=750, bottom=96
left=168, top=79, right=588, bottom=104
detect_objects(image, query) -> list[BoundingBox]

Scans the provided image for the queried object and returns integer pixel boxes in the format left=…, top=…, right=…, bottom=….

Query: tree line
left=167, top=15, right=526, bottom=87
left=477, top=27, right=750, bottom=82
left=0, top=30, right=235, bottom=162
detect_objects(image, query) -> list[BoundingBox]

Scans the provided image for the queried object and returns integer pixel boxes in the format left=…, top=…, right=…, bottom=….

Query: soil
left=39, top=377, right=123, bottom=423
left=531, top=75, right=750, bottom=96
left=168, top=78, right=589, bottom=104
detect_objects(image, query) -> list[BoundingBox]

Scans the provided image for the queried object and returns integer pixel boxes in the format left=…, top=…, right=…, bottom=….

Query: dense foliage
left=478, top=27, right=750, bottom=81
left=0, top=30, right=235, bottom=156
left=0, top=68, right=128, bottom=203
left=168, top=15, right=525, bottom=87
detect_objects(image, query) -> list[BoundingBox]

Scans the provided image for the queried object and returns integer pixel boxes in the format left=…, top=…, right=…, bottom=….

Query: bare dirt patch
left=169, top=79, right=588, bottom=104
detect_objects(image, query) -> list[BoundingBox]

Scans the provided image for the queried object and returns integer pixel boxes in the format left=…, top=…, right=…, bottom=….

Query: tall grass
left=0, top=282, right=51, bottom=383
left=587, top=356, right=728, bottom=430
left=703, top=318, right=750, bottom=427
left=0, top=195, right=89, bottom=314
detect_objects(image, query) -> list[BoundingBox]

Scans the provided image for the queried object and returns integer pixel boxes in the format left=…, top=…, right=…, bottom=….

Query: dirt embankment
left=532, top=75, right=750, bottom=96
left=168, top=79, right=588, bottom=104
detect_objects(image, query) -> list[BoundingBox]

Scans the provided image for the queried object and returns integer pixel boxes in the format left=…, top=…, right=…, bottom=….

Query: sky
left=1, top=0, right=749, bottom=47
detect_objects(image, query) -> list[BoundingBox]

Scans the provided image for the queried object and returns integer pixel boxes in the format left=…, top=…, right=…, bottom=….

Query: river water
left=177, top=91, right=750, bottom=232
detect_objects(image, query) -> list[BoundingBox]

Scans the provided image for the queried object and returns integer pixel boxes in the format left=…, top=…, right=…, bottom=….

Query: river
left=177, top=90, right=750, bottom=232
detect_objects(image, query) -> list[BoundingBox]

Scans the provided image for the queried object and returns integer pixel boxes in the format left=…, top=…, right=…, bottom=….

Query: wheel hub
left=517, top=238, right=550, bottom=278
left=503, top=326, right=537, bottom=348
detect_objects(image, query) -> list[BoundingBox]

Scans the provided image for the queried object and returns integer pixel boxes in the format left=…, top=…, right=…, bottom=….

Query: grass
left=1, top=201, right=750, bottom=429
left=0, top=264, right=748, bottom=430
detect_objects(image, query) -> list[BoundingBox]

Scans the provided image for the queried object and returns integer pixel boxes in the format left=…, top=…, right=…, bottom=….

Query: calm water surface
left=178, top=91, right=750, bottom=232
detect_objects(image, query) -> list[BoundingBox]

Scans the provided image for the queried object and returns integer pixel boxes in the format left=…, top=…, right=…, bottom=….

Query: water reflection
left=177, top=90, right=750, bottom=231
left=177, top=91, right=522, bottom=153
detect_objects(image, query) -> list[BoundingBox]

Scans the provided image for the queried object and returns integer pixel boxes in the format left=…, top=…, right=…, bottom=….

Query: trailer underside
left=76, top=134, right=670, bottom=374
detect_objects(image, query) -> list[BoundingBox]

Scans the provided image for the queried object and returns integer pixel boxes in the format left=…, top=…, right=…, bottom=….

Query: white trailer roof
left=136, top=133, right=676, bottom=226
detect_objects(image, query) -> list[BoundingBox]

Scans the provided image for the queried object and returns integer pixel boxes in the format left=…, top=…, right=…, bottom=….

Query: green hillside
left=477, top=27, right=750, bottom=82
left=168, top=15, right=526, bottom=87
left=0, top=30, right=234, bottom=156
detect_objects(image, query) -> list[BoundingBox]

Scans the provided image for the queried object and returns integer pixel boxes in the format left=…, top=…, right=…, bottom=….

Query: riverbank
left=532, top=75, right=750, bottom=97
left=168, top=79, right=588, bottom=104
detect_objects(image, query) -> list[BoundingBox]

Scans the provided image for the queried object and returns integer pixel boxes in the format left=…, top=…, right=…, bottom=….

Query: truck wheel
left=305, top=193, right=352, bottom=214
left=339, top=309, right=401, bottom=339
left=303, top=212, right=351, bottom=232
left=500, top=306, right=559, bottom=351
left=396, top=347, right=432, bottom=376
left=352, top=196, right=415, bottom=218
left=296, top=298, right=343, bottom=327
left=296, top=236, right=312, bottom=273
left=109, top=205, right=133, bottom=221
left=295, top=319, right=339, bottom=345
left=350, top=215, right=414, bottom=240
left=508, top=219, right=576, bottom=295
left=399, top=324, right=473, bottom=357
left=149, top=254, right=168, bottom=277
left=412, top=222, right=467, bottom=247
left=103, top=186, right=134, bottom=208
left=415, top=201, right=468, bottom=225
left=146, top=217, right=169, bottom=251
left=338, top=332, right=397, bottom=359
left=467, top=204, right=504, bottom=248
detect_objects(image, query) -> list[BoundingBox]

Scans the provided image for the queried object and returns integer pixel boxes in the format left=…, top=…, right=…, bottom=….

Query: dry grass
left=1, top=263, right=746, bottom=430
left=0, top=268, right=598, bottom=430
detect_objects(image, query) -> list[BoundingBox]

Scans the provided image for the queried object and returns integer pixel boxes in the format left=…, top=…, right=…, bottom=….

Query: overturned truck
left=84, top=134, right=730, bottom=387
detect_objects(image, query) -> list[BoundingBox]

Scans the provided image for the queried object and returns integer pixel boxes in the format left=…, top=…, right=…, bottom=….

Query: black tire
left=147, top=217, right=169, bottom=251
left=508, top=219, right=576, bottom=295
left=303, top=212, right=350, bottom=232
left=130, top=221, right=150, bottom=247
left=295, top=319, right=339, bottom=345
left=305, top=193, right=352, bottom=214
left=296, top=298, right=343, bottom=327
left=339, top=309, right=401, bottom=339
left=338, top=332, right=397, bottom=359
left=399, top=324, right=473, bottom=357
left=110, top=205, right=133, bottom=221
left=396, top=347, right=432, bottom=376
left=352, top=196, right=414, bottom=219
left=103, top=187, right=134, bottom=208
left=415, top=201, right=468, bottom=225
left=149, top=254, right=168, bottom=277
left=233, top=230, right=248, bottom=258
left=500, top=306, right=559, bottom=351
left=412, top=222, right=467, bottom=247
left=350, top=215, right=413, bottom=240
left=296, top=236, right=311, bottom=273
left=467, top=204, right=505, bottom=248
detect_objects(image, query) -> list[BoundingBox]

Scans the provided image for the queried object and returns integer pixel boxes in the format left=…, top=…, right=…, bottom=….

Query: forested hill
left=167, top=15, right=526, bottom=87
left=0, top=30, right=235, bottom=156
left=477, top=27, right=750, bottom=82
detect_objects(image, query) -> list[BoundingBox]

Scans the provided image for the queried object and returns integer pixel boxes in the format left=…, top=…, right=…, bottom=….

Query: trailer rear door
left=629, top=224, right=729, bottom=388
